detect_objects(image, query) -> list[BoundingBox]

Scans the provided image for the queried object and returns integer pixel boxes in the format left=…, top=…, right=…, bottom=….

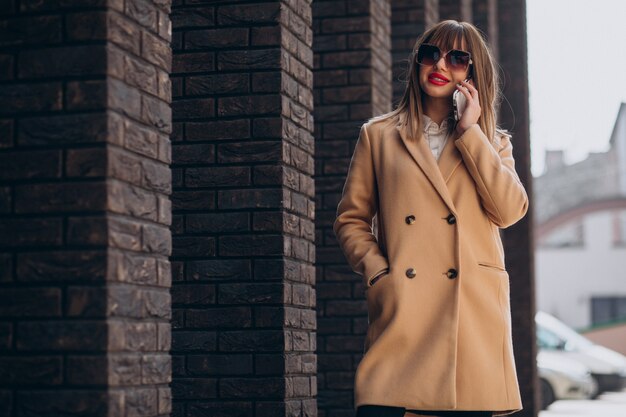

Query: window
left=591, top=296, right=626, bottom=325
left=538, top=221, right=584, bottom=248
left=612, top=210, right=626, bottom=246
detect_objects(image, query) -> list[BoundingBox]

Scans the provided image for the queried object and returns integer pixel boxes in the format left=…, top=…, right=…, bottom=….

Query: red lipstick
left=428, top=72, right=450, bottom=86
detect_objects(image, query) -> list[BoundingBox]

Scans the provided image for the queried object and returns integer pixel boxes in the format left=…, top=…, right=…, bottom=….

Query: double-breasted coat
left=333, top=115, right=529, bottom=416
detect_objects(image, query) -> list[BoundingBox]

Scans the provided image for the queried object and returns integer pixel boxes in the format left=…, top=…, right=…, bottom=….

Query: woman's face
left=417, top=40, right=472, bottom=100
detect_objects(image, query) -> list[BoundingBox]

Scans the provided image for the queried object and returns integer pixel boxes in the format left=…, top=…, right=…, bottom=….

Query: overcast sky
left=526, top=0, right=626, bottom=176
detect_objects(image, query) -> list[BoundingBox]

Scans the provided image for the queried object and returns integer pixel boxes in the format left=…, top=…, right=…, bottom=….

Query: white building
left=534, top=103, right=626, bottom=331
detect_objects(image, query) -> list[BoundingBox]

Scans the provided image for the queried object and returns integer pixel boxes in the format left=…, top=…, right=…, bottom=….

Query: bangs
left=424, top=22, right=468, bottom=52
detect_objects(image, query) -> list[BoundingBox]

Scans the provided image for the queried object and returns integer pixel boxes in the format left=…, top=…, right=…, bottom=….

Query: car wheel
left=540, top=378, right=555, bottom=410
left=590, top=375, right=601, bottom=399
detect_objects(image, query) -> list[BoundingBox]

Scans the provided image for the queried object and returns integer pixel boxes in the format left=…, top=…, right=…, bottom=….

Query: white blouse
left=422, top=113, right=455, bottom=161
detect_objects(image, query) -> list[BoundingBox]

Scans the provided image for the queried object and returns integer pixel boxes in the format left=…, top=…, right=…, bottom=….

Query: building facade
left=535, top=103, right=626, bottom=330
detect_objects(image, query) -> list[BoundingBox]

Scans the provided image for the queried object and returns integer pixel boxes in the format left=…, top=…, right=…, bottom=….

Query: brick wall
left=390, top=0, right=427, bottom=104
left=169, top=1, right=316, bottom=415
left=471, top=0, right=498, bottom=58
left=313, top=1, right=392, bottom=416
left=0, top=0, right=173, bottom=416
left=438, top=0, right=472, bottom=21
left=424, top=0, right=440, bottom=28
left=0, top=1, right=538, bottom=416
left=497, top=1, right=538, bottom=415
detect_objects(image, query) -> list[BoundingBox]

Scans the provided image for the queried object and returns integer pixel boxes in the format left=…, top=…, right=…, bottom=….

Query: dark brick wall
left=371, top=1, right=393, bottom=117
left=497, top=1, right=538, bottom=416
left=0, top=1, right=537, bottom=416
left=0, top=0, right=173, bottom=416
left=313, top=1, right=392, bottom=416
left=169, top=0, right=316, bottom=416
left=471, top=0, right=498, bottom=57
left=390, top=0, right=427, bottom=105
left=438, top=0, right=472, bottom=21
left=424, top=0, right=440, bottom=28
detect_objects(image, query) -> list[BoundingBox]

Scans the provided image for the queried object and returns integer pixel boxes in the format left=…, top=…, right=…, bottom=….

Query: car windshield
left=537, top=325, right=565, bottom=349
left=536, top=312, right=594, bottom=349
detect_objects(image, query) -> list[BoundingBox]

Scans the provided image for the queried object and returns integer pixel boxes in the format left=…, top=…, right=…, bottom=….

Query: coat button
left=406, top=268, right=416, bottom=278
left=446, top=214, right=456, bottom=224
left=446, top=268, right=458, bottom=279
left=405, top=215, right=416, bottom=224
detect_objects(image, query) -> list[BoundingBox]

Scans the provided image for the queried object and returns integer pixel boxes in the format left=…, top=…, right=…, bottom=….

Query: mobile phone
left=453, top=78, right=471, bottom=122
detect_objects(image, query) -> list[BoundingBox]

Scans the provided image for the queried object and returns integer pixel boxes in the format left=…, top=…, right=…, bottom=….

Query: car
left=536, top=311, right=626, bottom=395
left=538, top=349, right=598, bottom=409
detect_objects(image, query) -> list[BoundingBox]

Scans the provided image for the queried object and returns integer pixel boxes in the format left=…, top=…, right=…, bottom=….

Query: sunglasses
left=415, top=43, right=473, bottom=71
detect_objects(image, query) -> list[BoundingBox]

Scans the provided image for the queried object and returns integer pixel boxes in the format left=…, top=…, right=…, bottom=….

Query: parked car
left=538, top=349, right=598, bottom=409
left=536, top=311, right=626, bottom=395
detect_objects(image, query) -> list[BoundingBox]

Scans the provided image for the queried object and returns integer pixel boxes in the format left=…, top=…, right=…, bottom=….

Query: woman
left=333, top=20, right=529, bottom=417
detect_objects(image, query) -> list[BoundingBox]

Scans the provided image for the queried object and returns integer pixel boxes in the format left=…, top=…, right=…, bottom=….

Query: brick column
left=471, top=0, right=498, bottom=58
left=390, top=1, right=427, bottom=105
left=313, top=1, right=392, bottom=415
left=0, top=1, right=173, bottom=416
left=425, top=0, right=440, bottom=29
left=439, top=0, right=473, bottom=22
left=497, top=1, right=539, bottom=416
left=169, top=1, right=316, bottom=416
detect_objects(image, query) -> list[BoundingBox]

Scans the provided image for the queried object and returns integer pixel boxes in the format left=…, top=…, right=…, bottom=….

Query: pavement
left=539, top=388, right=626, bottom=417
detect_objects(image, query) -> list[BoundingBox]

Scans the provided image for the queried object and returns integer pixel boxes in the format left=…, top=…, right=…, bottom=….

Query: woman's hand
left=455, top=79, right=481, bottom=136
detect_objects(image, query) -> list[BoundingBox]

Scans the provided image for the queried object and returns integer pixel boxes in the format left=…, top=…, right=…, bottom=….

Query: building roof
left=533, top=103, right=626, bottom=226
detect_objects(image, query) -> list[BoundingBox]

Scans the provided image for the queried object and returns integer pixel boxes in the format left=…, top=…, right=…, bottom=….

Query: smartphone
left=453, top=78, right=471, bottom=122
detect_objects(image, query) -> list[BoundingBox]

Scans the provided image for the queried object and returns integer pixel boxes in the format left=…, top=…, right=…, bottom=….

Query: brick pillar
left=313, top=1, right=392, bottom=416
left=169, top=1, right=316, bottom=416
left=425, top=0, right=440, bottom=28
left=497, top=1, right=539, bottom=416
left=471, top=0, right=498, bottom=58
left=390, top=1, right=427, bottom=105
left=439, top=0, right=473, bottom=22
left=0, top=1, right=173, bottom=416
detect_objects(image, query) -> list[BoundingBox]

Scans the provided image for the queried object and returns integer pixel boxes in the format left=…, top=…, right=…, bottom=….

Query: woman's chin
left=422, top=89, right=454, bottom=100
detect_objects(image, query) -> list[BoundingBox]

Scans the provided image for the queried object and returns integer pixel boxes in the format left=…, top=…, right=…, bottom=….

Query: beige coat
left=333, top=116, right=529, bottom=416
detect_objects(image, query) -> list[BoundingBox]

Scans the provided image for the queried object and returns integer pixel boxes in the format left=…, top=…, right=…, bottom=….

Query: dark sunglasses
left=415, top=43, right=473, bottom=71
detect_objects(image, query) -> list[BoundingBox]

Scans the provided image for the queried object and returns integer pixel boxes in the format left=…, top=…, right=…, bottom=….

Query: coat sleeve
left=333, top=123, right=389, bottom=287
left=454, top=124, right=529, bottom=228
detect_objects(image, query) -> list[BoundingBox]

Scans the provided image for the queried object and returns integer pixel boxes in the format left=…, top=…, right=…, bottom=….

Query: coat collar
left=395, top=121, right=463, bottom=213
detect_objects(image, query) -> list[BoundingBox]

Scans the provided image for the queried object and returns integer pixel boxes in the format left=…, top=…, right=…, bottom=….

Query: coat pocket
left=477, top=261, right=507, bottom=272
left=365, top=269, right=396, bottom=328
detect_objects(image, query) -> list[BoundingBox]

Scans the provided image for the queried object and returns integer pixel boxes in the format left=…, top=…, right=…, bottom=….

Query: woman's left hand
left=455, top=79, right=481, bottom=135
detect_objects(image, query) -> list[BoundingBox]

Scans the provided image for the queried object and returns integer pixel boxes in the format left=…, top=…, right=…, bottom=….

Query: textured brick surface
left=497, top=1, right=538, bottom=416
left=391, top=0, right=427, bottom=104
left=2, top=1, right=537, bottom=416
left=313, top=1, right=392, bottom=416
left=171, top=0, right=316, bottom=415
left=0, top=1, right=173, bottom=415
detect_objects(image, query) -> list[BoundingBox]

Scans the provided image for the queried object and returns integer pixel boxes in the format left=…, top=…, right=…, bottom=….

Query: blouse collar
left=421, top=113, right=455, bottom=133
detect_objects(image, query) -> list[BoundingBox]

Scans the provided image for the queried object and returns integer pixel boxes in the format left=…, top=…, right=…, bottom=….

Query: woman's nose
left=435, top=56, right=447, bottom=71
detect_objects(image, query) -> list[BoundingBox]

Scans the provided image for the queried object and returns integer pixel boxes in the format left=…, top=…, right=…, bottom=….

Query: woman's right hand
left=455, top=78, right=481, bottom=135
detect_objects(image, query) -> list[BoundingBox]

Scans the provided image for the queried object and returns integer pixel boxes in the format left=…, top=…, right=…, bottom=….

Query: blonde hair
left=372, top=20, right=506, bottom=143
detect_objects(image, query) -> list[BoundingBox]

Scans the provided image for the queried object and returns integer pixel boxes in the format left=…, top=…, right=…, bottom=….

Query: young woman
left=333, top=20, right=529, bottom=417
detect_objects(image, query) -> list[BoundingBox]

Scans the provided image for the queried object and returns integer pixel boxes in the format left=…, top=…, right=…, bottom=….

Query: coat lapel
left=395, top=124, right=463, bottom=213
left=437, top=127, right=463, bottom=183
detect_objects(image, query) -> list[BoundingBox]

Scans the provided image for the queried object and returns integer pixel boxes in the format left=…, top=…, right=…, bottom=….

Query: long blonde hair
left=373, top=20, right=505, bottom=143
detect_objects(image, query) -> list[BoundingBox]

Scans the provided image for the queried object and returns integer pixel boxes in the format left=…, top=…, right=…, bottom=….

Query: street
left=540, top=388, right=626, bottom=417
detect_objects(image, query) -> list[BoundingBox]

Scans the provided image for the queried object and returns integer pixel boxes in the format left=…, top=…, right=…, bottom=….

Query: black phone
left=453, top=78, right=471, bottom=122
